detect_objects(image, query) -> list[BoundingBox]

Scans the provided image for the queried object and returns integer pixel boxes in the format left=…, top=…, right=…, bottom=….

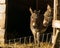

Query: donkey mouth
left=43, top=23, right=48, bottom=27
left=43, top=20, right=48, bottom=27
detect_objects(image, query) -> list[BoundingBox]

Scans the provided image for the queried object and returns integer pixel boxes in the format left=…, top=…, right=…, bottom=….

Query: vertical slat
left=36, top=0, right=38, bottom=10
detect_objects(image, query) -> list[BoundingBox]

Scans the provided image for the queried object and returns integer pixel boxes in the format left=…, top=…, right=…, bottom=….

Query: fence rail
left=0, top=33, right=52, bottom=48
left=6, top=33, right=52, bottom=44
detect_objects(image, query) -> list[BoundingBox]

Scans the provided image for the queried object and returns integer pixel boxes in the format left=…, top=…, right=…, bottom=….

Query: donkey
left=29, top=5, right=53, bottom=45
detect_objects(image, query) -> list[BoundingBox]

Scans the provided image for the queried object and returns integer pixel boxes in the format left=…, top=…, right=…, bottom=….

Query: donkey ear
left=29, top=7, right=33, bottom=14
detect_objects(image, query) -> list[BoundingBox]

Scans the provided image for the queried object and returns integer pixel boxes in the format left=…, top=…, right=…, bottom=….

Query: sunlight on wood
left=0, top=5, right=6, bottom=13
left=0, top=0, right=6, bottom=45
left=0, top=14, right=5, bottom=28
left=52, top=20, right=60, bottom=28
left=0, top=0, right=5, bottom=3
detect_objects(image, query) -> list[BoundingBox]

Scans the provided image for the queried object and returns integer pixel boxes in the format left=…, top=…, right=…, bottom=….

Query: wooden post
left=52, top=0, right=58, bottom=44
left=0, top=0, right=6, bottom=45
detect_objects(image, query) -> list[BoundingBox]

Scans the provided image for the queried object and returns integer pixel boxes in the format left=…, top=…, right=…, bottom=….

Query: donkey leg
left=37, top=32, right=40, bottom=47
left=34, top=32, right=37, bottom=44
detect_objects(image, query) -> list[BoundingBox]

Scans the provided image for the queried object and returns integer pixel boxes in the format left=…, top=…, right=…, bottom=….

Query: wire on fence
left=7, top=33, right=52, bottom=45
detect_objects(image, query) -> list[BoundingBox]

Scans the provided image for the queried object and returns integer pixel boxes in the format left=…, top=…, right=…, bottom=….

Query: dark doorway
left=5, top=0, right=53, bottom=43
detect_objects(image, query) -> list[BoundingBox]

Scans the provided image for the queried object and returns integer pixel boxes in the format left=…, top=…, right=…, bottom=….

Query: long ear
left=29, top=7, right=33, bottom=14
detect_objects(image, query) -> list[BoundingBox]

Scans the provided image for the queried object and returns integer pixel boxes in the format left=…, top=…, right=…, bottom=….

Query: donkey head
left=29, top=8, right=40, bottom=28
left=43, top=5, right=53, bottom=27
